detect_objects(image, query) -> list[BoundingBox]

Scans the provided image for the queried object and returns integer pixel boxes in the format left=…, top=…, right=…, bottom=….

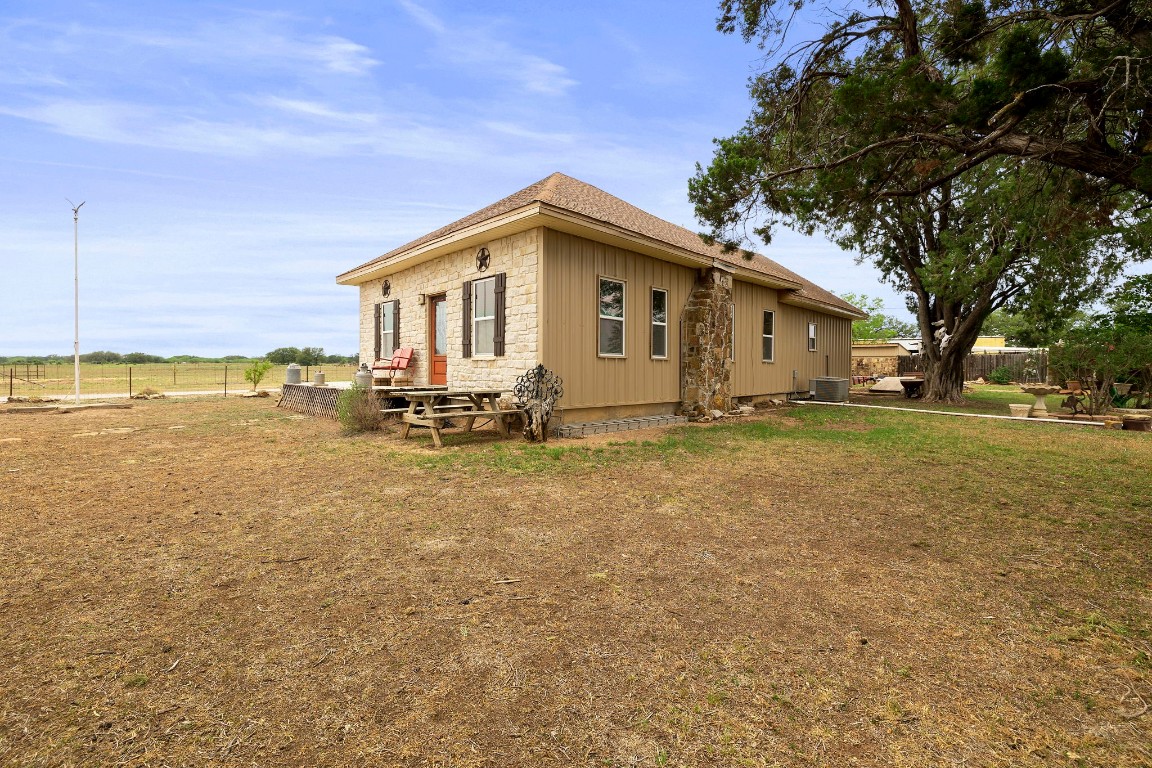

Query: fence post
left=128, top=366, right=133, bottom=398
left=223, top=365, right=228, bottom=397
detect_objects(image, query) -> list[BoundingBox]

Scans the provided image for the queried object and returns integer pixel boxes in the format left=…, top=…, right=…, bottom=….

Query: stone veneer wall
left=357, top=229, right=540, bottom=391
left=852, top=355, right=900, bottom=378
left=680, top=267, right=733, bottom=417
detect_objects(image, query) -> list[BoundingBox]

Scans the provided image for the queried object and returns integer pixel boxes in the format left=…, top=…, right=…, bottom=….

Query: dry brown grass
left=0, top=397, right=1149, bottom=767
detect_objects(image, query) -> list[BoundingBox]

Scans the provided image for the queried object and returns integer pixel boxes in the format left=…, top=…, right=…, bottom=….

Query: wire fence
left=4, top=362, right=360, bottom=399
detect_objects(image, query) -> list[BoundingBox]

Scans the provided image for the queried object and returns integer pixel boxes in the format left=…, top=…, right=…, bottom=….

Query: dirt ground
left=1, top=396, right=1149, bottom=767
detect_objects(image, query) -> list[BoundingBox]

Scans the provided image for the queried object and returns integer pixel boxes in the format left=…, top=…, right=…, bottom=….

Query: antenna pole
left=68, top=199, right=85, bottom=404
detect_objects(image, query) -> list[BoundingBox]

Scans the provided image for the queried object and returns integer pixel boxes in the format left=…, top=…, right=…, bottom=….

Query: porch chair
left=372, top=347, right=414, bottom=385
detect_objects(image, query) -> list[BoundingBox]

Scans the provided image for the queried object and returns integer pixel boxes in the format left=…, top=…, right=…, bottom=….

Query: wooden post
left=128, top=367, right=133, bottom=398
left=223, top=365, right=228, bottom=397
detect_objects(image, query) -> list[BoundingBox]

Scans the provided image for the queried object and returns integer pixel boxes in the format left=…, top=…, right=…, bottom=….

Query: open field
left=3, top=363, right=359, bottom=399
left=1, top=397, right=1150, bottom=766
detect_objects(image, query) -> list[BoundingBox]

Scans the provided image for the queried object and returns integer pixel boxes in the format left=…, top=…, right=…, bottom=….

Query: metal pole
left=67, top=199, right=85, bottom=404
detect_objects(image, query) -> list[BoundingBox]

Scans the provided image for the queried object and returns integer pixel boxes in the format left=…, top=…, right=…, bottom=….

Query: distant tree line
left=262, top=347, right=355, bottom=366
left=0, top=349, right=357, bottom=365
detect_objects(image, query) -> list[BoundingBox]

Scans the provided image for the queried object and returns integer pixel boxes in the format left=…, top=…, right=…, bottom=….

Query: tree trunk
left=921, top=322, right=985, bottom=403
left=923, top=351, right=967, bottom=403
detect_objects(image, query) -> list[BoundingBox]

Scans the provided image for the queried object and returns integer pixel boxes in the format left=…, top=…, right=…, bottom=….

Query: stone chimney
left=680, top=267, right=733, bottom=418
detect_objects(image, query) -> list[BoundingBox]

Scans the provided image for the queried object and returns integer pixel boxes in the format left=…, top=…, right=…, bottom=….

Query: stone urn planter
left=1008, top=403, right=1032, bottom=418
left=1020, top=384, right=1061, bottom=418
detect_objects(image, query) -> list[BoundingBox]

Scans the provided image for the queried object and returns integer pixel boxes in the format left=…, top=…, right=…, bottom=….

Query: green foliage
left=298, top=347, right=326, bottom=366
left=336, top=386, right=384, bottom=433
left=122, top=352, right=166, bottom=364
left=1050, top=323, right=1152, bottom=414
left=694, top=0, right=1152, bottom=402
left=80, top=350, right=122, bottom=364
left=839, top=293, right=917, bottom=340
left=243, top=360, right=273, bottom=390
left=262, top=346, right=351, bottom=365
left=1105, top=274, right=1152, bottom=335
left=987, top=366, right=1013, bottom=385
left=265, top=347, right=302, bottom=365
left=707, top=0, right=1152, bottom=196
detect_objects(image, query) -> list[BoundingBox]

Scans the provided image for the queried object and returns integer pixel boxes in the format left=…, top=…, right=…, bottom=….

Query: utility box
left=811, top=377, right=849, bottom=402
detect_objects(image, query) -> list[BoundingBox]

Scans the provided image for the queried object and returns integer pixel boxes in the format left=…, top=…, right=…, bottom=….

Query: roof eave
left=335, top=203, right=548, bottom=285
left=780, top=292, right=868, bottom=320
left=336, top=201, right=807, bottom=294
left=536, top=205, right=802, bottom=290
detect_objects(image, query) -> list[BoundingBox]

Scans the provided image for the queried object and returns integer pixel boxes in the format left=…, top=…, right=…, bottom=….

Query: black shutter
left=373, top=303, right=382, bottom=360
left=493, top=272, right=506, bottom=357
left=461, top=280, right=472, bottom=358
left=392, top=301, right=401, bottom=355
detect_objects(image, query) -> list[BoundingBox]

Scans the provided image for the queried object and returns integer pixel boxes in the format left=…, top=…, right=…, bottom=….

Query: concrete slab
left=869, top=376, right=907, bottom=393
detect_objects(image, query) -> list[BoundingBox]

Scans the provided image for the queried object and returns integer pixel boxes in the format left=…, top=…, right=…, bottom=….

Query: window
left=381, top=300, right=397, bottom=356
left=375, top=300, right=399, bottom=360
left=651, top=288, right=668, bottom=359
left=472, top=277, right=496, bottom=356
left=762, top=310, right=775, bottom=362
left=729, top=303, right=736, bottom=362
left=599, top=277, right=625, bottom=356
left=808, top=322, right=818, bottom=352
left=462, top=273, right=505, bottom=358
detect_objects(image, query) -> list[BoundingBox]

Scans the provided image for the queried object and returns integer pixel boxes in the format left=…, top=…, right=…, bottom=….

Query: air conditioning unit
left=811, top=377, right=849, bottom=402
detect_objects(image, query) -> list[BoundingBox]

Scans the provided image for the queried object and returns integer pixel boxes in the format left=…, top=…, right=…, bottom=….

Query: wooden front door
left=429, top=293, right=447, bottom=385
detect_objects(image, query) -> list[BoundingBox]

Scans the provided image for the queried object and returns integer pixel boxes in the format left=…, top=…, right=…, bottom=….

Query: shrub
left=244, top=360, right=273, bottom=390
left=336, top=386, right=385, bottom=433
left=988, top=366, right=1014, bottom=384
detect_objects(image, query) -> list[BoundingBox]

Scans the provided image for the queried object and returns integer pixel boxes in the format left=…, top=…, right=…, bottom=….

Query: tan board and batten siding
left=731, top=280, right=853, bottom=397
left=541, top=229, right=853, bottom=416
left=540, top=229, right=693, bottom=413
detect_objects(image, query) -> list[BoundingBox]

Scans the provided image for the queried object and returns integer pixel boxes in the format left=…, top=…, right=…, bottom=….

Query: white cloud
left=481, top=121, right=575, bottom=144
left=395, top=0, right=577, bottom=96
left=255, top=96, right=378, bottom=124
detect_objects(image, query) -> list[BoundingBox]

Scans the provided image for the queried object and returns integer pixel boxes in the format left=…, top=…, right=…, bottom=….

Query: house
left=851, top=340, right=914, bottom=379
left=336, top=173, right=865, bottom=423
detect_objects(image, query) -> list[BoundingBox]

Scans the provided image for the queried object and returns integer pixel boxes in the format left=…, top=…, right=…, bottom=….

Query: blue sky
left=0, top=0, right=909, bottom=357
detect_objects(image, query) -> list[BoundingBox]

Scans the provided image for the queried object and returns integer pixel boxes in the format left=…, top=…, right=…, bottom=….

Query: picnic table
left=398, top=389, right=522, bottom=448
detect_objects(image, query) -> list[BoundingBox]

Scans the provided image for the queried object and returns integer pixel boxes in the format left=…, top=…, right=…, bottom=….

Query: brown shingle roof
left=345, top=172, right=862, bottom=317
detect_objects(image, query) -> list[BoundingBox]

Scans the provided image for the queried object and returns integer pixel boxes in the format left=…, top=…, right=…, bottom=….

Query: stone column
left=680, top=267, right=733, bottom=418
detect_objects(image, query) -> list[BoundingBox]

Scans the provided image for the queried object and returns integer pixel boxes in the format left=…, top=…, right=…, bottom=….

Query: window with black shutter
left=464, top=273, right=506, bottom=357
left=373, top=303, right=382, bottom=360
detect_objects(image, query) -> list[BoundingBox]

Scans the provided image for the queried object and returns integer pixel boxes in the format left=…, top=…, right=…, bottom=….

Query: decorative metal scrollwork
left=381, top=279, right=391, bottom=298
left=476, top=247, right=491, bottom=272
left=514, top=364, right=563, bottom=406
left=514, top=364, right=564, bottom=443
